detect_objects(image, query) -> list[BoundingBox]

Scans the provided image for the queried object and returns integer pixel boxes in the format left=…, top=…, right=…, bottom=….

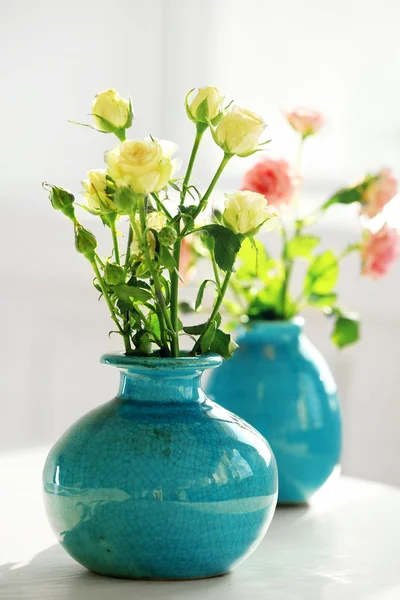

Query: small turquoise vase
left=43, top=353, right=278, bottom=580
left=206, top=319, right=341, bottom=504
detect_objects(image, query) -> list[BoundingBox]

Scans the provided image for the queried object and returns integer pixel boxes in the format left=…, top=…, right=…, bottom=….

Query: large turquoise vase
left=43, top=353, right=278, bottom=580
left=206, top=319, right=341, bottom=504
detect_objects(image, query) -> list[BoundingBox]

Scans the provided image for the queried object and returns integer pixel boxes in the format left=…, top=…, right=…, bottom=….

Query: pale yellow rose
left=189, top=86, right=224, bottom=123
left=130, top=212, right=167, bottom=258
left=82, top=169, right=116, bottom=213
left=214, top=105, right=265, bottom=156
left=106, top=138, right=178, bottom=195
left=223, top=190, right=275, bottom=236
left=92, top=89, right=131, bottom=131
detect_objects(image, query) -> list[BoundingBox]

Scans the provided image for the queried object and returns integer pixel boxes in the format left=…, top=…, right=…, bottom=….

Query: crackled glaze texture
left=206, top=320, right=342, bottom=504
left=43, top=354, right=278, bottom=580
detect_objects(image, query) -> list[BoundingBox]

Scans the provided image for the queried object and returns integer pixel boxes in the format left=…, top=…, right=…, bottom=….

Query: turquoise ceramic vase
left=43, top=353, right=278, bottom=580
left=206, top=319, right=341, bottom=504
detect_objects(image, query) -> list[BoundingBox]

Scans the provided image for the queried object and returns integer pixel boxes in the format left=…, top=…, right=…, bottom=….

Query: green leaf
left=114, top=284, right=153, bottom=306
left=322, top=184, right=367, bottom=210
left=179, top=301, right=195, bottom=314
left=195, top=97, right=209, bottom=122
left=308, top=293, right=338, bottom=308
left=91, top=113, right=120, bottom=134
left=159, top=275, right=171, bottom=305
left=200, top=321, right=217, bottom=353
left=183, top=322, right=208, bottom=335
left=304, top=251, right=339, bottom=296
left=248, top=277, right=296, bottom=320
left=148, top=312, right=161, bottom=340
left=183, top=313, right=221, bottom=335
left=287, top=235, right=319, bottom=260
left=169, top=181, right=182, bottom=193
left=235, top=237, right=270, bottom=281
left=199, top=224, right=241, bottom=272
left=160, top=246, right=176, bottom=271
left=195, top=279, right=217, bottom=311
left=331, top=313, right=360, bottom=348
left=210, top=329, right=238, bottom=359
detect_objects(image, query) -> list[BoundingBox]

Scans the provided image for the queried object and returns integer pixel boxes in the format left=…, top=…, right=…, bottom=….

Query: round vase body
left=43, top=354, right=278, bottom=580
left=206, top=320, right=341, bottom=504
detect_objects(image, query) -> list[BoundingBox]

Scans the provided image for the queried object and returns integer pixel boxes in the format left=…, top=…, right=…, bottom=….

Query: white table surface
left=1, top=449, right=400, bottom=600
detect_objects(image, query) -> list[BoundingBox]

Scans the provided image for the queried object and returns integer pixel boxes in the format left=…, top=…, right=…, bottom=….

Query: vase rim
left=101, top=352, right=223, bottom=372
left=245, top=316, right=304, bottom=329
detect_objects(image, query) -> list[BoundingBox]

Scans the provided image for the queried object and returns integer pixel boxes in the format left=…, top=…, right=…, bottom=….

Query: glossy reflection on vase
left=43, top=353, right=278, bottom=580
left=206, top=319, right=342, bottom=504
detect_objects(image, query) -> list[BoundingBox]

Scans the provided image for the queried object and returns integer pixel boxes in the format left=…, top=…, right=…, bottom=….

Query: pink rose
left=286, top=108, right=325, bottom=137
left=241, top=158, right=296, bottom=209
left=361, top=223, right=399, bottom=279
left=361, top=168, right=398, bottom=218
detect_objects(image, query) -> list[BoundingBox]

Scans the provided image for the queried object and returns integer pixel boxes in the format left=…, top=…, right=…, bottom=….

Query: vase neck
left=237, top=318, right=304, bottom=345
left=118, top=369, right=206, bottom=403
left=101, top=353, right=223, bottom=404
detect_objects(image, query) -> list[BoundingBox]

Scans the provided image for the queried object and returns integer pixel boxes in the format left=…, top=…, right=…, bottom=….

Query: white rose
left=106, top=138, right=179, bottom=195
left=82, top=169, right=116, bottom=213
left=188, top=86, right=224, bottom=123
left=214, top=105, right=265, bottom=156
left=223, top=190, right=275, bottom=236
left=92, top=89, right=131, bottom=132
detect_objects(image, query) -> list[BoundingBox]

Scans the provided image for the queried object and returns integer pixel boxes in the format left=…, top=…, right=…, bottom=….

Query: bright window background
left=1, top=0, right=400, bottom=486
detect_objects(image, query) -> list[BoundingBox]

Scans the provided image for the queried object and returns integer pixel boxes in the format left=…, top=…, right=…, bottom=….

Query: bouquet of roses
left=44, top=87, right=276, bottom=358
left=226, top=108, right=399, bottom=347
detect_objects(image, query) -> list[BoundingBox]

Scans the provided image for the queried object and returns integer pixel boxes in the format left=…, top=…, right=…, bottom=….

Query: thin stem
left=180, top=126, right=204, bottom=206
left=182, top=153, right=232, bottom=236
left=230, top=279, right=249, bottom=310
left=293, top=136, right=305, bottom=222
left=169, top=235, right=181, bottom=357
left=190, top=269, right=233, bottom=356
left=123, top=222, right=133, bottom=274
left=150, top=192, right=173, bottom=220
left=279, top=220, right=292, bottom=318
left=110, top=216, right=120, bottom=264
left=211, top=251, right=221, bottom=290
left=130, top=210, right=175, bottom=355
left=90, top=255, right=131, bottom=353
left=135, top=305, right=162, bottom=348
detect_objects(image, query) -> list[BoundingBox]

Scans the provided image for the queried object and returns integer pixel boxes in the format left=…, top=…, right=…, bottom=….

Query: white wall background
left=1, top=0, right=400, bottom=486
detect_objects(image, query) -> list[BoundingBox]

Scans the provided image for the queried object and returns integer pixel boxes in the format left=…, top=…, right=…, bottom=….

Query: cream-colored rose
left=106, top=138, right=178, bottom=195
left=130, top=212, right=167, bottom=258
left=82, top=169, right=116, bottom=213
left=223, top=190, right=275, bottom=236
left=92, top=89, right=131, bottom=131
left=189, top=86, right=224, bottom=123
left=146, top=211, right=167, bottom=232
left=214, top=106, right=266, bottom=156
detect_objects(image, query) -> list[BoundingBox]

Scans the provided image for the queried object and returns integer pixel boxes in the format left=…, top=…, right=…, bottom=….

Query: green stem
left=124, top=222, right=133, bottom=274
left=293, top=136, right=305, bottom=222
left=150, top=192, right=173, bottom=220
left=211, top=251, right=221, bottom=290
left=230, top=279, right=248, bottom=311
left=182, top=153, right=231, bottom=236
left=168, top=127, right=206, bottom=353
left=169, top=236, right=181, bottom=357
left=130, top=209, right=175, bottom=356
left=190, top=269, right=233, bottom=356
left=110, top=216, right=120, bottom=264
left=280, top=222, right=292, bottom=318
left=90, top=255, right=131, bottom=352
left=135, top=305, right=162, bottom=348
left=180, top=126, right=204, bottom=206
